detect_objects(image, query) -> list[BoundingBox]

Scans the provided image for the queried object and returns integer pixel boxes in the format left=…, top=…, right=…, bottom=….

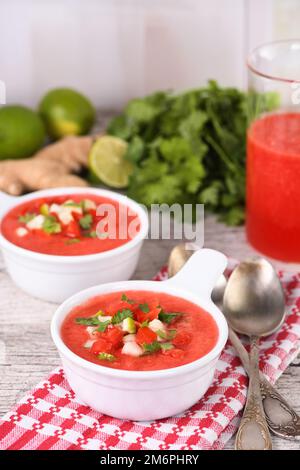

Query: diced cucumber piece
left=122, top=317, right=136, bottom=334
left=98, top=352, right=115, bottom=362
left=40, top=203, right=49, bottom=216
left=123, top=334, right=136, bottom=343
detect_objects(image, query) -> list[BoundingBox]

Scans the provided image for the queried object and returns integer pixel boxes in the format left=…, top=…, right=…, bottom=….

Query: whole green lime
left=39, top=88, right=96, bottom=140
left=0, top=105, right=46, bottom=160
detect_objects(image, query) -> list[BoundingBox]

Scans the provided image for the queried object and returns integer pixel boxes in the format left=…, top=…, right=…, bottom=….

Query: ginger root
left=0, top=135, right=94, bottom=195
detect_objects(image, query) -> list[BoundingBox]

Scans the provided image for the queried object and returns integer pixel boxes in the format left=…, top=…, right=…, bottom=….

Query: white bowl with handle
left=51, top=249, right=228, bottom=421
left=0, top=187, right=148, bottom=303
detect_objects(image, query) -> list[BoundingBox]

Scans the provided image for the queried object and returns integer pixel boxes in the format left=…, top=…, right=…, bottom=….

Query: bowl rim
left=0, top=187, right=149, bottom=263
left=51, top=279, right=228, bottom=380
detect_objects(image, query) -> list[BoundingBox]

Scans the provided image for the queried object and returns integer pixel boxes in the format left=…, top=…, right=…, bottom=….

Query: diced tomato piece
left=135, top=307, right=161, bottom=324
left=136, top=326, right=157, bottom=345
left=91, top=339, right=113, bottom=355
left=64, top=220, right=81, bottom=238
left=104, top=327, right=124, bottom=347
left=88, top=209, right=96, bottom=218
left=173, top=331, right=191, bottom=347
left=72, top=212, right=82, bottom=222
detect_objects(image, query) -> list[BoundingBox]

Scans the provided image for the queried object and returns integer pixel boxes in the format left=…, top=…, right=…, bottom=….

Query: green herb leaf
left=159, top=311, right=183, bottom=324
left=43, top=215, right=61, bottom=234
left=107, top=81, right=279, bottom=226
left=143, top=341, right=161, bottom=354
left=63, top=201, right=82, bottom=208
left=160, top=342, right=174, bottom=351
left=98, top=352, right=115, bottom=362
left=111, top=309, right=133, bottom=325
left=75, top=316, right=102, bottom=326
left=18, top=213, right=36, bottom=224
left=96, top=321, right=111, bottom=333
left=79, top=214, right=93, bottom=230
left=156, top=329, right=177, bottom=340
left=140, top=320, right=150, bottom=328
left=121, top=293, right=135, bottom=304
left=139, top=303, right=150, bottom=313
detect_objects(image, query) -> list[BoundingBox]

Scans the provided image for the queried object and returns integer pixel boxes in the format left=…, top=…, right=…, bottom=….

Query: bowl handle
left=165, top=248, right=227, bottom=300
left=0, top=191, right=18, bottom=218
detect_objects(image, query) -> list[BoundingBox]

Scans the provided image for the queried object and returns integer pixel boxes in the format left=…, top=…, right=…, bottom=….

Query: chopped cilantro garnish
left=121, top=293, right=135, bottom=304
left=140, top=320, right=150, bottom=328
left=161, top=342, right=174, bottom=351
left=143, top=341, right=161, bottom=354
left=139, top=303, right=150, bottom=313
left=43, top=215, right=61, bottom=234
left=75, top=316, right=102, bottom=326
left=83, top=230, right=97, bottom=238
left=79, top=214, right=93, bottom=230
left=111, top=309, right=133, bottom=325
left=156, top=329, right=177, bottom=340
left=98, top=353, right=115, bottom=362
left=159, top=311, right=183, bottom=324
left=96, top=321, right=111, bottom=333
left=63, top=201, right=82, bottom=208
left=18, top=213, right=36, bottom=224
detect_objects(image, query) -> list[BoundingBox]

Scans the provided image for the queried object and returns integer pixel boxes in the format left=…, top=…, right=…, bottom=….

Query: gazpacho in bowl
left=0, top=187, right=148, bottom=302
left=51, top=248, right=228, bottom=419
left=61, top=290, right=219, bottom=371
left=1, top=193, right=140, bottom=256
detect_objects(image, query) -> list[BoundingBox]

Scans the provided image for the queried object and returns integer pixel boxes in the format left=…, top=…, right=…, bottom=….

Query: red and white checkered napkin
left=1, top=262, right=300, bottom=450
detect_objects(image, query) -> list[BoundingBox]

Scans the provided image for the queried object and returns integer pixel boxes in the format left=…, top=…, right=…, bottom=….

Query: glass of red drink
left=246, top=40, right=300, bottom=262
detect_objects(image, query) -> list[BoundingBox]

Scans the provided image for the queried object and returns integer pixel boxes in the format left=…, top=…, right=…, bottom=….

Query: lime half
left=89, top=136, right=133, bottom=188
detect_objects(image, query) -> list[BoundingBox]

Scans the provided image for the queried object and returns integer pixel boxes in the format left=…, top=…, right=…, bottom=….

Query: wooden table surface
left=0, top=214, right=299, bottom=450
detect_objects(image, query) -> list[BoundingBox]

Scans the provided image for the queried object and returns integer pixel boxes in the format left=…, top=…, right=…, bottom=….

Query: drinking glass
left=246, top=40, right=300, bottom=262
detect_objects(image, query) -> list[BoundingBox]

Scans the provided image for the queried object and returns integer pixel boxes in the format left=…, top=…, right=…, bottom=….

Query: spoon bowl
left=223, top=257, right=285, bottom=337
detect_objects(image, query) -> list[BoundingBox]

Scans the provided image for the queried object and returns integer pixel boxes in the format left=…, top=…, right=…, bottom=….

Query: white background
left=0, top=0, right=299, bottom=109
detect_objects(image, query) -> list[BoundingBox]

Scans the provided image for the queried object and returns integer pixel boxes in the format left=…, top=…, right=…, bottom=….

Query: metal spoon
left=168, top=244, right=300, bottom=443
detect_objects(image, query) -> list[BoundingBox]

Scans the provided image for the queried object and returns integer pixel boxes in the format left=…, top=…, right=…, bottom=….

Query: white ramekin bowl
left=51, top=249, right=228, bottom=421
left=0, top=187, right=148, bottom=303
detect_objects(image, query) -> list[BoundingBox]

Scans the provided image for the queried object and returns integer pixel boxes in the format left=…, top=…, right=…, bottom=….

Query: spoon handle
left=235, top=336, right=272, bottom=450
left=229, top=329, right=300, bottom=439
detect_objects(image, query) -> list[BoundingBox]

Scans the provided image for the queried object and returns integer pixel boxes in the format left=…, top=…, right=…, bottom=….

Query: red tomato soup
left=1, top=194, right=140, bottom=256
left=61, top=290, right=219, bottom=371
left=247, top=113, right=300, bottom=261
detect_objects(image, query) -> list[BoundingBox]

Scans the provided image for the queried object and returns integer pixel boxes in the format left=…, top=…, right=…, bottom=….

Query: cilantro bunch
left=107, top=81, right=278, bottom=225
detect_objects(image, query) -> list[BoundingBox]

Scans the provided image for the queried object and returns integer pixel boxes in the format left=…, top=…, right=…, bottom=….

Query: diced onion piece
left=121, top=342, right=143, bottom=357
left=50, top=203, right=83, bottom=225
left=149, top=319, right=167, bottom=342
left=123, top=334, right=137, bottom=343
left=148, top=319, right=165, bottom=332
left=57, top=207, right=74, bottom=225
left=83, top=199, right=97, bottom=211
left=16, top=227, right=28, bottom=237
left=98, top=315, right=112, bottom=323
left=49, top=203, right=61, bottom=214
left=83, top=339, right=96, bottom=349
left=26, top=214, right=45, bottom=230
left=86, top=326, right=97, bottom=337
